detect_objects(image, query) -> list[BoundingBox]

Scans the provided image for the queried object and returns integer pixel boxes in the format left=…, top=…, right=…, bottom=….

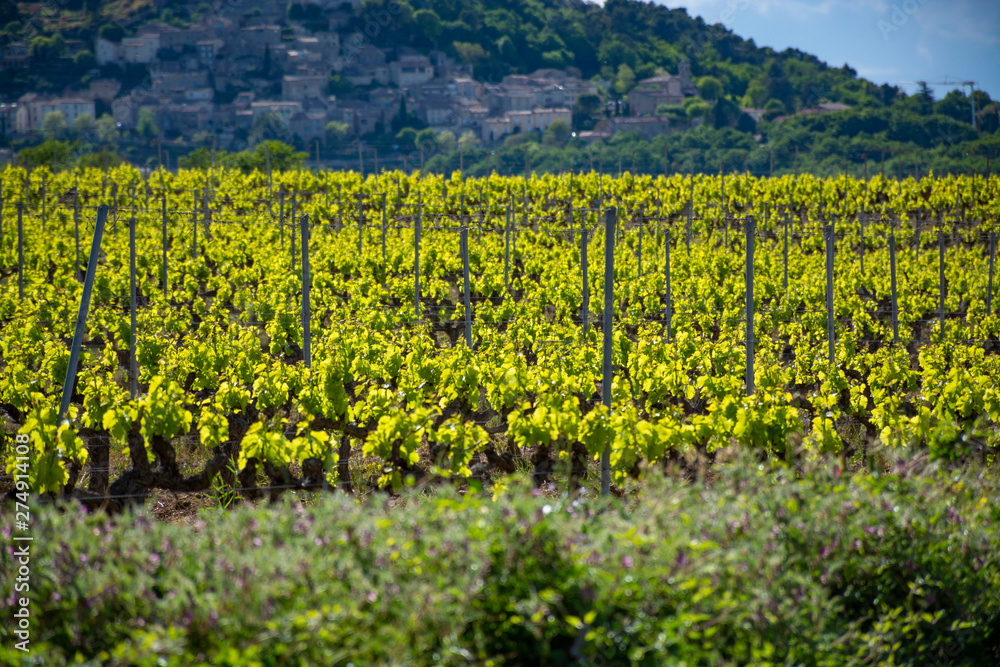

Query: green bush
left=2, top=458, right=998, bottom=665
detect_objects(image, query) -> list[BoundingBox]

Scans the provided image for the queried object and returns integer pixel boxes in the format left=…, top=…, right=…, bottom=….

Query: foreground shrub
left=2, top=458, right=999, bottom=666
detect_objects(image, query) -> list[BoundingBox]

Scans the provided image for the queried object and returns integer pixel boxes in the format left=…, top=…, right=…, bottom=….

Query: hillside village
left=0, top=0, right=857, bottom=160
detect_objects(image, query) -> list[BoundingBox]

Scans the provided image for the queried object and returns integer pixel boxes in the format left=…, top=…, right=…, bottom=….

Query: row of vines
left=1, top=166, right=998, bottom=509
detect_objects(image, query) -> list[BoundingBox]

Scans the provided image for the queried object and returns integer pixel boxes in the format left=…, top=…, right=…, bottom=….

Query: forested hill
left=2, top=0, right=997, bottom=174
left=355, top=0, right=894, bottom=112
left=1, top=0, right=982, bottom=116
left=364, top=0, right=996, bottom=173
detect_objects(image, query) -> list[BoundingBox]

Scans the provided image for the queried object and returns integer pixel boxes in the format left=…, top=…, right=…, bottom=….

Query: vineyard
left=1, top=166, right=999, bottom=508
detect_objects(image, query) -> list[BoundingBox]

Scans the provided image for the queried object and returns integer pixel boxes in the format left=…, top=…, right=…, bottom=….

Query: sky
left=649, top=0, right=999, bottom=103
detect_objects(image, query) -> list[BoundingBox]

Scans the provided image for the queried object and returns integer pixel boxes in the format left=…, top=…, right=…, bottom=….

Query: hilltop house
left=629, top=61, right=698, bottom=116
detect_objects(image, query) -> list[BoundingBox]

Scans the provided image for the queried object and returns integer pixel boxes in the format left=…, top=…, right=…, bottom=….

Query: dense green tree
left=458, top=130, right=480, bottom=150
left=542, top=120, right=571, bottom=147
left=742, top=84, right=767, bottom=109
left=392, top=98, right=423, bottom=133
left=232, top=141, right=306, bottom=172
left=764, top=62, right=794, bottom=111
left=328, top=73, right=353, bottom=96
left=29, top=33, right=65, bottom=62
left=73, top=50, right=96, bottom=71
left=97, top=23, right=124, bottom=43
left=978, top=102, right=999, bottom=133
left=41, top=111, right=67, bottom=140
left=436, top=130, right=456, bottom=152
left=598, top=39, right=637, bottom=71
left=95, top=114, right=119, bottom=146
left=395, top=127, right=418, bottom=152
left=16, top=139, right=74, bottom=169
left=697, top=76, right=724, bottom=102
left=763, top=99, right=786, bottom=121
left=935, top=90, right=974, bottom=125
left=137, top=108, right=158, bottom=140
left=453, top=41, right=486, bottom=66
left=495, top=35, right=517, bottom=62
left=655, top=104, right=689, bottom=125
left=415, top=128, right=438, bottom=152
left=684, top=98, right=711, bottom=119
left=72, top=113, right=96, bottom=142
left=414, top=9, right=442, bottom=41
left=613, top=64, right=635, bottom=97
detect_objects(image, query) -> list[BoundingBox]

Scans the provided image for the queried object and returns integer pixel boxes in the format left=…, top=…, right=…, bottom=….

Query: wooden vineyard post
left=859, top=214, right=865, bottom=276
left=478, top=200, right=484, bottom=245
left=687, top=155, right=694, bottom=254
left=111, top=183, right=118, bottom=236
left=17, top=203, right=24, bottom=301
left=203, top=188, right=211, bottom=239
left=581, top=218, right=589, bottom=344
left=461, top=227, right=472, bottom=348
left=825, top=224, right=835, bottom=368
left=637, top=206, right=643, bottom=279
left=337, top=183, right=343, bottom=232
left=41, top=176, right=46, bottom=233
left=381, top=193, right=387, bottom=266
left=129, top=213, right=138, bottom=399
left=74, top=191, right=81, bottom=282
left=614, top=196, right=621, bottom=246
left=665, top=226, right=672, bottom=342
left=59, top=205, right=108, bottom=422
left=783, top=213, right=789, bottom=293
left=938, top=232, right=945, bottom=338
left=601, top=207, right=616, bottom=497
left=745, top=216, right=755, bottom=395
left=278, top=185, right=285, bottom=247
left=192, top=189, right=199, bottom=259
left=162, top=196, right=168, bottom=296
left=723, top=210, right=728, bottom=248
left=889, top=233, right=899, bottom=345
left=301, top=214, right=311, bottom=368
left=289, top=195, right=297, bottom=269
left=988, top=233, right=996, bottom=315
left=357, top=193, right=364, bottom=256
left=414, top=193, right=421, bottom=319
left=504, top=204, right=511, bottom=294
left=721, top=173, right=727, bottom=247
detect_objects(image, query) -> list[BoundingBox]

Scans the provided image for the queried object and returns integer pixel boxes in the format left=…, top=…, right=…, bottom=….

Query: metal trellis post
left=601, top=208, right=616, bottom=497
left=59, top=206, right=109, bottom=422
left=301, top=214, right=311, bottom=368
